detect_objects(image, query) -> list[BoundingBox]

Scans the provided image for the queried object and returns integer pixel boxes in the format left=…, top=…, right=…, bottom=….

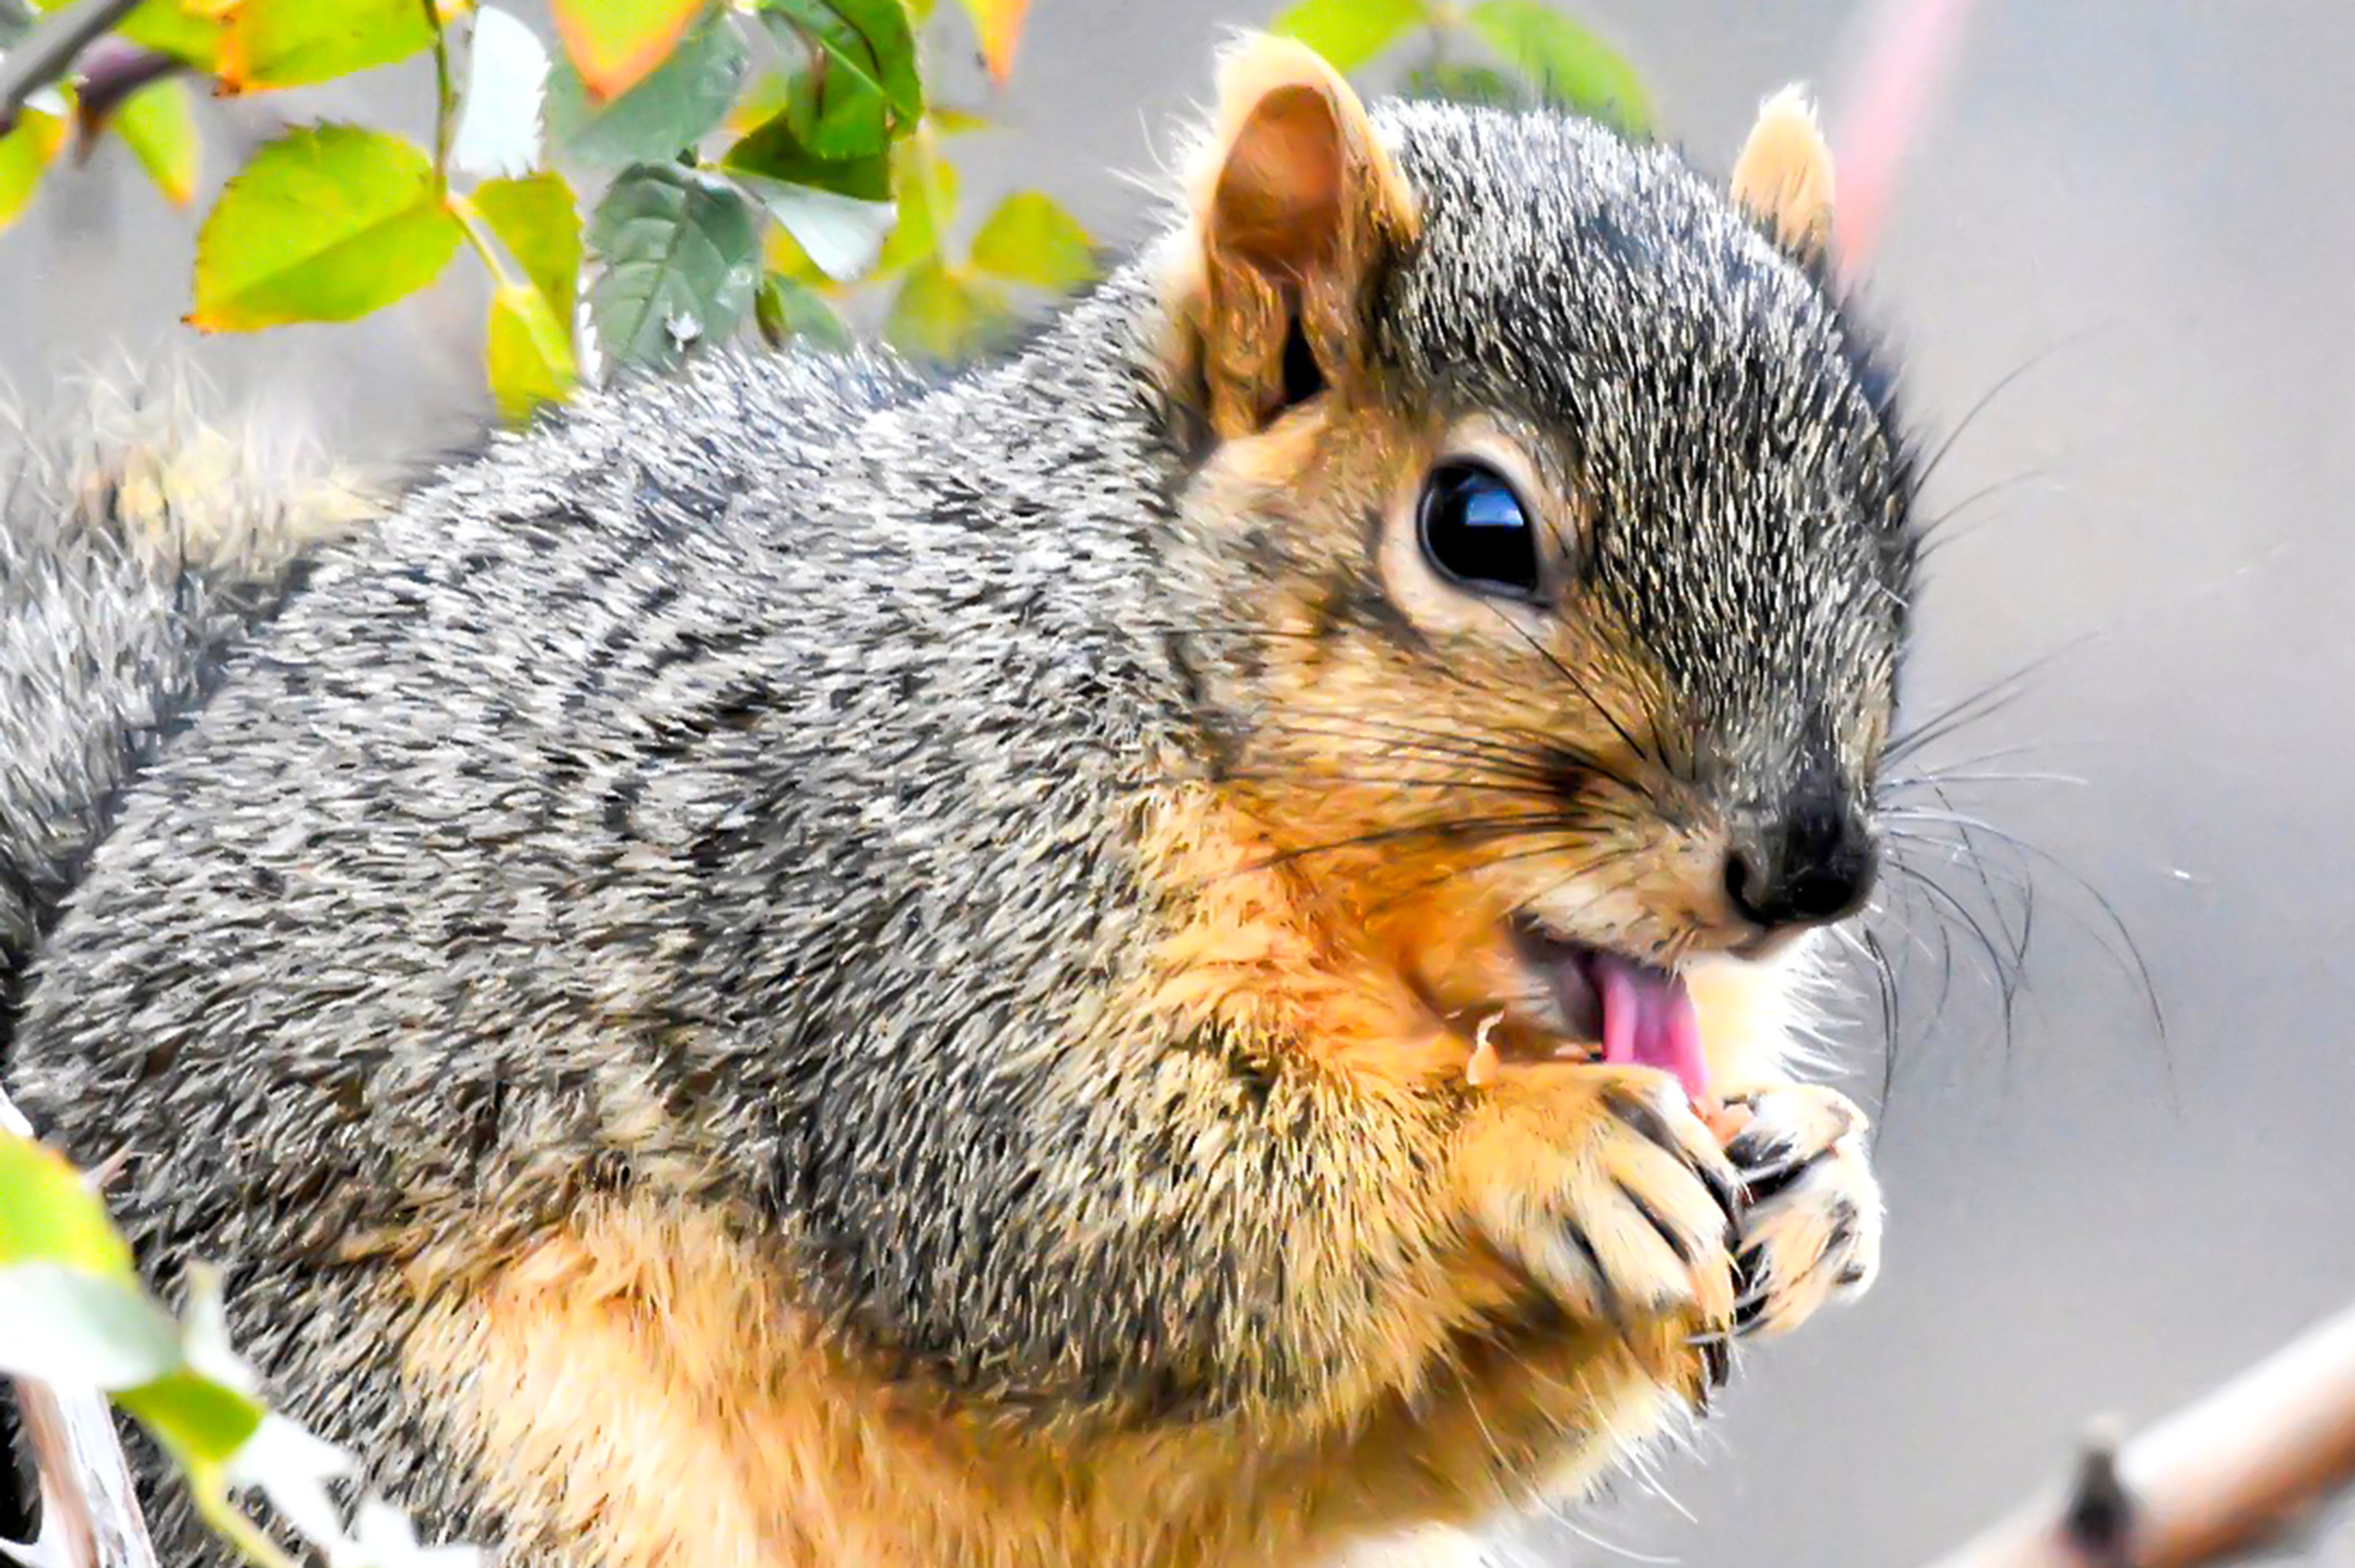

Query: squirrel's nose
left=1723, top=795, right=1877, bottom=933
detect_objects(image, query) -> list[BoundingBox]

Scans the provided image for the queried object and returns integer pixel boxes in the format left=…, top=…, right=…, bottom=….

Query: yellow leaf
left=188, top=126, right=462, bottom=331
left=116, top=79, right=202, bottom=205
left=217, top=0, right=467, bottom=93
left=967, top=189, right=1092, bottom=291
left=470, top=172, right=581, bottom=316
left=30, top=0, right=223, bottom=69
left=0, top=111, right=64, bottom=232
left=486, top=284, right=577, bottom=421
left=551, top=0, right=713, bottom=102
left=0, top=1132, right=138, bottom=1279
left=955, top=0, right=1028, bottom=84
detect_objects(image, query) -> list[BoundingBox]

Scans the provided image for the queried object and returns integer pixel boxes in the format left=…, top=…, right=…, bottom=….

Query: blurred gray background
left=9, top=1, right=2355, bottom=1563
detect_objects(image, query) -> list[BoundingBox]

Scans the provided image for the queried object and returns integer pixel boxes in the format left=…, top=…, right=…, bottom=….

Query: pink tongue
left=1593, top=954, right=1709, bottom=1106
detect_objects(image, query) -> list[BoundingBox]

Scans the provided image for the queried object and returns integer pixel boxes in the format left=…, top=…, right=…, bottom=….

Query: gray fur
left=1376, top=105, right=1911, bottom=797
left=0, top=373, right=380, bottom=1036
left=2, top=101, right=1913, bottom=1563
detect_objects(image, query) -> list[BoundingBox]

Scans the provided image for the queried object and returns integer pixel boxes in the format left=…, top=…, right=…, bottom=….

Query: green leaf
left=759, top=0, right=921, bottom=121
left=119, top=1367, right=267, bottom=1464
left=870, top=135, right=950, bottom=275
left=968, top=191, right=1092, bottom=291
left=115, top=78, right=201, bottom=206
left=219, top=0, right=437, bottom=92
left=28, top=0, right=220, bottom=68
left=720, top=111, right=890, bottom=202
left=1465, top=1, right=1650, bottom=136
left=545, top=11, right=747, bottom=166
left=0, top=109, right=63, bottom=234
left=755, top=273, right=850, bottom=352
left=1268, top=0, right=1425, bottom=74
left=189, top=125, right=463, bottom=331
left=925, top=106, right=990, bottom=136
left=1401, top=61, right=1528, bottom=109
left=727, top=69, right=795, bottom=137
left=123, top=1, right=221, bottom=67
left=550, top=0, right=712, bottom=101
left=486, top=285, right=579, bottom=421
left=733, top=173, right=890, bottom=281
left=0, top=1264, right=185, bottom=1388
left=472, top=172, right=583, bottom=315
left=586, top=163, right=760, bottom=372
left=0, top=1132, right=136, bottom=1276
left=883, top=260, right=1007, bottom=362
left=754, top=0, right=921, bottom=162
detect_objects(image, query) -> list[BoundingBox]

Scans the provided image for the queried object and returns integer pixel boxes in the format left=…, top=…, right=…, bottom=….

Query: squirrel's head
left=1154, top=38, right=1914, bottom=1085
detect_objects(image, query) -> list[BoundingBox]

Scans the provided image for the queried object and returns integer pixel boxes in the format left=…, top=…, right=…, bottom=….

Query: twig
left=0, top=0, right=141, bottom=123
left=1923, top=1303, right=2355, bottom=1567
left=0, top=1084, right=159, bottom=1568
left=66, top=39, right=184, bottom=150
left=420, top=0, right=453, bottom=186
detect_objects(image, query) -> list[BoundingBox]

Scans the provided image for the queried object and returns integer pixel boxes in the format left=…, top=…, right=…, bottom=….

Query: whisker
left=1913, top=466, right=2060, bottom=564
left=1908, top=328, right=2105, bottom=500
left=1885, top=631, right=2105, bottom=768
left=1484, top=607, right=1679, bottom=789
left=1883, top=804, right=2167, bottom=1045
left=1923, top=779, right=2033, bottom=1029
left=1883, top=855, right=2020, bottom=1043
left=1355, top=838, right=1648, bottom=928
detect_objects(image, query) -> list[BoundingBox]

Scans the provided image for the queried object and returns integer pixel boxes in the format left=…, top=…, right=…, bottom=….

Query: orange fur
left=404, top=1191, right=1709, bottom=1568
left=1730, top=85, right=1837, bottom=256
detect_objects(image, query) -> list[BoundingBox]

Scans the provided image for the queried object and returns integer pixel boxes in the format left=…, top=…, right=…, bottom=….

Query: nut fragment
left=1464, top=1014, right=1504, bottom=1088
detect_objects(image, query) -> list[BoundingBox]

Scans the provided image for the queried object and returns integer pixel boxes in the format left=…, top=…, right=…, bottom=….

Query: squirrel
left=1, top=37, right=1910, bottom=1568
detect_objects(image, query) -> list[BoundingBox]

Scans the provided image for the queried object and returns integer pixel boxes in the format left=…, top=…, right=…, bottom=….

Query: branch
left=0, top=0, right=142, bottom=123
left=66, top=38, right=184, bottom=149
left=1924, top=1304, right=2355, bottom=1568
left=0, top=1084, right=158, bottom=1568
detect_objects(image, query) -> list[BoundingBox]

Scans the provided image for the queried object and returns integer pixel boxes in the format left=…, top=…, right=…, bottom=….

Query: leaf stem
left=187, top=1478, right=301, bottom=1568
left=907, top=112, right=946, bottom=264
left=421, top=0, right=454, bottom=188
left=448, top=193, right=521, bottom=292
left=0, top=0, right=141, bottom=128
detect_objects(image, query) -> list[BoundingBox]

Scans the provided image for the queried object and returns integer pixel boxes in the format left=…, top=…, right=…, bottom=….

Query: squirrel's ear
left=1175, top=34, right=1419, bottom=438
left=1731, top=85, right=1836, bottom=260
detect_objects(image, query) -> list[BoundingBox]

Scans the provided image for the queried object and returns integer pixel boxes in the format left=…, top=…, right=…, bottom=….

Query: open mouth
left=1511, top=919, right=1710, bottom=1103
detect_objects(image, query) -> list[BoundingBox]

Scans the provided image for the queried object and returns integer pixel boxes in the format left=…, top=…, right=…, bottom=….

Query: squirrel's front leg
left=1456, top=1065, right=1744, bottom=1345
left=1452, top=1069, right=1882, bottom=1386
left=1723, top=1084, right=1884, bottom=1338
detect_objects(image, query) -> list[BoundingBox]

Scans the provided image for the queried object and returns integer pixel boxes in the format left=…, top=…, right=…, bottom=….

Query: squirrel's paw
left=1465, top=1069, right=1743, bottom=1331
left=1723, top=1085, right=1882, bottom=1339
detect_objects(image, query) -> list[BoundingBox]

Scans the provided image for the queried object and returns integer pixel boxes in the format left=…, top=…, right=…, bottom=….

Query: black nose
left=1724, top=797, right=1877, bottom=932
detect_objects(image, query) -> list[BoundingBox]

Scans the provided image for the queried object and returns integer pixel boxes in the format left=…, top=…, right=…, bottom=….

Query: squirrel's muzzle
left=1722, top=786, right=1878, bottom=935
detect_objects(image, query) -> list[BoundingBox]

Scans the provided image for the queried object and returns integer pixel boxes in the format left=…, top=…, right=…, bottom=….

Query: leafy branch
left=1270, top=0, right=1650, bottom=132
left=0, top=0, right=138, bottom=123
left=0, top=1085, right=471, bottom=1568
left=0, top=0, right=1095, bottom=416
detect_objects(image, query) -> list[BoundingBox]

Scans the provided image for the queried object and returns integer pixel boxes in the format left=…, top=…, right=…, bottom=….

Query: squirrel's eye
left=1417, top=461, right=1542, bottom=599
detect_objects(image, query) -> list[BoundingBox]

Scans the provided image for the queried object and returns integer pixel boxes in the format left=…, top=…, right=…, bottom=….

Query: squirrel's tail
left=0, top=365, right=390, bottom=1042
left=0, top=366, right=393, bottom=1550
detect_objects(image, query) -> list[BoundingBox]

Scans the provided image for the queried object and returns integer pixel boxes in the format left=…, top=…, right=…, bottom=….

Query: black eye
left=1417, top=461, right=1542, bottom=599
